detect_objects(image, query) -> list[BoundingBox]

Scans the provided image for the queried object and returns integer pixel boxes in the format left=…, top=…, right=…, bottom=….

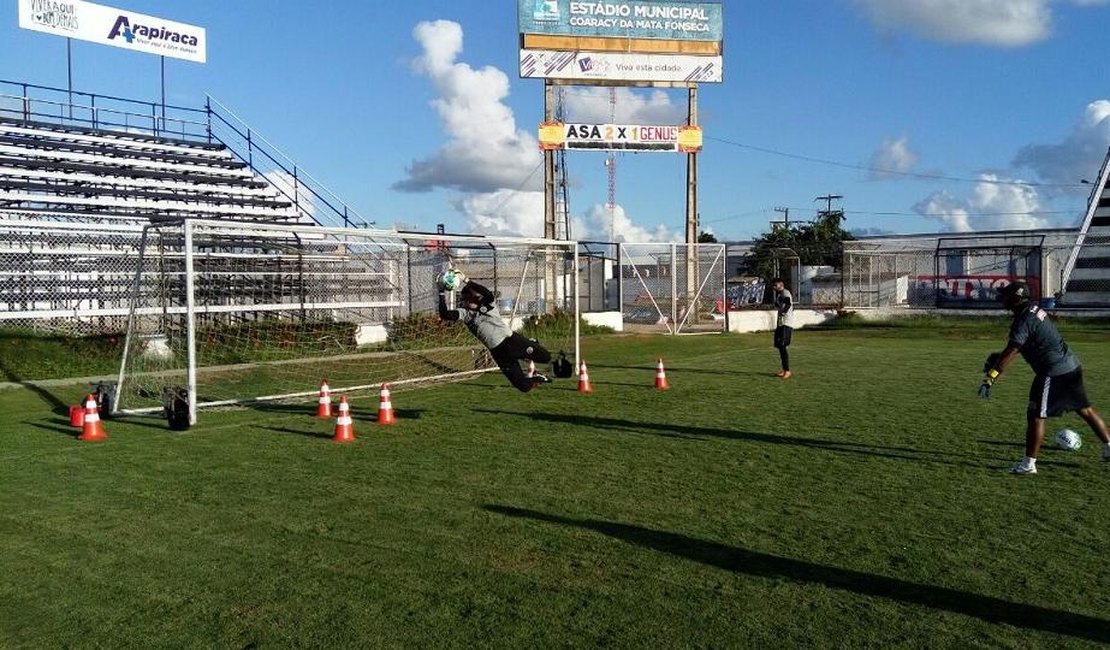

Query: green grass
left=3, top=324, right=1110, bottom=648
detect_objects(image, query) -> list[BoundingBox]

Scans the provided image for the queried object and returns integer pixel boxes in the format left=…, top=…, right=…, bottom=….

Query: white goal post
left=115, top=218, right=580, bottom=424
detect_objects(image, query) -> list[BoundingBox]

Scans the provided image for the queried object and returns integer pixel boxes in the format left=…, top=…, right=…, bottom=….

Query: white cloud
left=869, top=135, right=918, bottom=180
left=453, top=190, right=545, bottom=238
left=914, top=174, right=1047, bottom=232
left=561, top=87, right=686, bottom=125
left=399, top=20, right=682, bottom=242
left=572, top=203, right=677, bottom=242
left=850, top=0, right=1107, bottom=47
left=1012, top=99, right=1110, bottom=186
left=394, top=20, right=541, bottom=194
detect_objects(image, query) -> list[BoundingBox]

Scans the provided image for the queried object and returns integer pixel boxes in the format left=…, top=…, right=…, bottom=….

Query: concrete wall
left=583, top=311, right=623, bottom=332
left=726, top=309, right=837, bottom=333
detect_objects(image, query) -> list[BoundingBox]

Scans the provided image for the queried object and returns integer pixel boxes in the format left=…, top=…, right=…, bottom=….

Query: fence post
left=671, top=243, right=678, bottom=334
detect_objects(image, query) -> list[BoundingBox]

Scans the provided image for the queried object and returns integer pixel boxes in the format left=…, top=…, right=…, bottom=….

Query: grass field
left=3, top=322, right=1110, bottom=648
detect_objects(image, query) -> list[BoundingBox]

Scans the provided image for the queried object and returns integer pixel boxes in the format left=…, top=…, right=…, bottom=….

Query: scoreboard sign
left=538, top=122, right=703, bottom=152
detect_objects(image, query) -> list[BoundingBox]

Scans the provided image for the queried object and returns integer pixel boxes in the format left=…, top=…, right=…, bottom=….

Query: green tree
left=746, top=210, right=854, bottom=280
left=697, top=231, right=718, bottom=243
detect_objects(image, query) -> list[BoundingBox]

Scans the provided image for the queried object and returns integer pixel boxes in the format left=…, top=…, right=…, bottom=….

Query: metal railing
left=0, top=78, right=374, bottom=230
left=203, top=96, right=374, bottom=229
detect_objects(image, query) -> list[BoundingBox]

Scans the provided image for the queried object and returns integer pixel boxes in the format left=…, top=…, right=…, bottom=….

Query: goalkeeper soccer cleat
left=1010, top=458, right=1037, bottom=475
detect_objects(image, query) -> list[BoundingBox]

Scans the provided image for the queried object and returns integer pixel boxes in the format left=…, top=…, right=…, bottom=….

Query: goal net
left=114, top=219, right=579, bottom=423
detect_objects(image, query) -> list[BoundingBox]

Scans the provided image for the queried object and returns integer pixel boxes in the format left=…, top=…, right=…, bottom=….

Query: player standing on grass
left=438, top=275, right=552, bottom=392
left=771, top=278, right=794, bottom=379
left=979, top=280, right=1110, bottom=474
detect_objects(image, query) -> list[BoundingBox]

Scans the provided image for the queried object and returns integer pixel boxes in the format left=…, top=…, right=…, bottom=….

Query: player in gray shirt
left=439, top=279, right=552, bottom=392
left=979, top=280, right=1110, bottom=474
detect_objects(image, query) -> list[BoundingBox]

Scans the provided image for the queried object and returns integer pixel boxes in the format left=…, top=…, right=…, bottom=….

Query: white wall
left=583, top=311, right=623, bottom=332
left=726, top=309, right=837, bottom=333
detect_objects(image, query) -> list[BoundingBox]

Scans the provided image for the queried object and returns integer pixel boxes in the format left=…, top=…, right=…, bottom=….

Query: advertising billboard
left=538, top=122, right=703, bottom=152
left=520, top=0, right=723, bottom=42
left=518, top=0, right=722, bottom=83
left=18, top=0, right=206, bottom=63
left=521, top=49, right=721, bottom=83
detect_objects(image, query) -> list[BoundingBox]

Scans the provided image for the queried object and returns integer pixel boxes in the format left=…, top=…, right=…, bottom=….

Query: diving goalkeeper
left=437, top=274, right=552, bottom=392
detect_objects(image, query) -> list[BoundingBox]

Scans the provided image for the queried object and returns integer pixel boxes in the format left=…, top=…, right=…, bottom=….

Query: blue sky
left=3, top=0, right=1109, bottom=241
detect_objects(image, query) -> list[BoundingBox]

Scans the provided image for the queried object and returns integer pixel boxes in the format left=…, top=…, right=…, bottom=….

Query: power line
left=485, top=159, right=545, bottom=216
left=705, top=135, right=1088, bottom=189
left=702, top=207, right=1077, bottom=224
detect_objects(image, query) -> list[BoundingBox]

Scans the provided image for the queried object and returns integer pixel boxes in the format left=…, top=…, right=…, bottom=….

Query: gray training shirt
left=1009, top=303, right=1079, bottom=377
left=452, top=306, right=513, bottom=350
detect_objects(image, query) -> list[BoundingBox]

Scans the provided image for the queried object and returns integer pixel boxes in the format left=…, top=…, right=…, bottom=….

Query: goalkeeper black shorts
left=773, top=325, right=793, bottom=348
left=1028, top=368, right=1090, bottom=418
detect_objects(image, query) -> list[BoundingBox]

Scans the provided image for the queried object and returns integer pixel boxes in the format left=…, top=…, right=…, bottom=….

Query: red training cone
left=332, top=396, right=355, bottom=443
left=69, top=403, right=85, bottom=428
left=654, top=357, right=670, bottom=390
left=377, top=383, right=395, bottom=425
left=577, top=360, right=593, bottom=393
left=316, top=379, right=334, bottom=418
left=78, top=393, right=107, bottom=442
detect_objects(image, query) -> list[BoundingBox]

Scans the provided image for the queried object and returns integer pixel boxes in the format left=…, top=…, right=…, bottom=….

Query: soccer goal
left=114, top=218, right=579, bottom=424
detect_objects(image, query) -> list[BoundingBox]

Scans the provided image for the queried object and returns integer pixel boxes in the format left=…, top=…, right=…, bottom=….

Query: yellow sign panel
left=537, top=122, right=566, bottom=151
left=677, top=126, right=703, bottom=153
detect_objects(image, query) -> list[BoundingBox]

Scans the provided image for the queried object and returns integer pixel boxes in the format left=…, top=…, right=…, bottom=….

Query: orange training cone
left=69, top=403, right=85, bottom=428
left=377, top=383, right=396, bottom=425
left=654, top=357, right=670, bottom=390
left=316, top=379, right=334, bottom=418
left=332, top=396, right=355, bottom=443
left=577, top=360, right=593, bottom=393
left=78, top=393, right=107, bottom=441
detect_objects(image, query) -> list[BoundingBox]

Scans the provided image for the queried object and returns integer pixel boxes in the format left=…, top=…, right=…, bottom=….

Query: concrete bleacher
left=1059, top=146, right=1110, bottom=307
left=0, top=116, right=303, bottom=223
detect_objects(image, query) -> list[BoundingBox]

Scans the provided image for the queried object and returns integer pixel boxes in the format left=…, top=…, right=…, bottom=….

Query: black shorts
left=773, top=326, right=793, bottom=348
left=1028, top=368, right=1090, bottom=418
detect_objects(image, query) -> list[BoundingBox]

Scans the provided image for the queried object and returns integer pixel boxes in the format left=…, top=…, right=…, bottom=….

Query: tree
left=746, top=209, right=854, bottom=280
left=697, top=231, right=718, bottom=243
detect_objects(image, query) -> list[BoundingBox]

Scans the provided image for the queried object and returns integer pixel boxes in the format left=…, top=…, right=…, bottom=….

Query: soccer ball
left=440, top=269, right=464, bottom=292
left=1055, top=428, right=1082, bottom=451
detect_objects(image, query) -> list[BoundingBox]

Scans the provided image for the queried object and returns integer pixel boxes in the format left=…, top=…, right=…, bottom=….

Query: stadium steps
left=0, top=116, right=310, bottom=225
left=1060, top=146, right=1110, bottom=307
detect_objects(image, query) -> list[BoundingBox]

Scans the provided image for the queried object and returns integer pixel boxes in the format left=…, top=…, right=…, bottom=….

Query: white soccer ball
left=440, top=269, right=464, bottom=292
left=1055, top=428, right=1082, bottom=451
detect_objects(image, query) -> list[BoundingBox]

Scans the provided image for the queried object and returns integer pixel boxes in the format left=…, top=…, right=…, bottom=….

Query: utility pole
left=815, top=194, right=843, bottom=216
left=773, top=206, right=790, bottom=230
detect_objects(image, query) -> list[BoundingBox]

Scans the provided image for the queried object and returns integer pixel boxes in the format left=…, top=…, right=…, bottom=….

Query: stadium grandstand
left=0, top=78, right=375, bottom=334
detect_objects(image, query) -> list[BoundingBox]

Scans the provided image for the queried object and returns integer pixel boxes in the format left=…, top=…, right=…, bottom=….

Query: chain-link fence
left=619, top=243, right=727, bottom=334
left=0, top=217, right=146, bottom=335
left=843, top=231, right=1081, bottom=309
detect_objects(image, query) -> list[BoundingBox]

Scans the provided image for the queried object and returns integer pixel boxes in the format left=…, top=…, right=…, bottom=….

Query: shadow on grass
left=264, top=426, right=334, bottom=440
left=583, top=362, right=770, bottom=378
left=484, top=504, right=1110, bottom=644
left=26, top=420, right=79, bottom=438
left=0, top=357, right=69, bottom=413
left=476, top=409, right=999, bottom=470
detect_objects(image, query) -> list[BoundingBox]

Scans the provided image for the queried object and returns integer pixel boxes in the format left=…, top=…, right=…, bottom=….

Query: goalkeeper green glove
left=979, top=368, right=999, bottom=399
